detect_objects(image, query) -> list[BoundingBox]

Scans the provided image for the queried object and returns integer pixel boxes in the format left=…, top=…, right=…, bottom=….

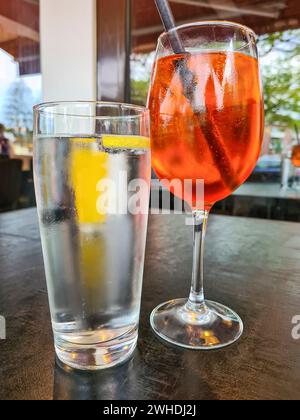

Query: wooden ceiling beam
left=169, top=0, right=283, bottom=19
left=0, top=14, right=39, bottom=43
left=0, top=0, right=39, bottom=32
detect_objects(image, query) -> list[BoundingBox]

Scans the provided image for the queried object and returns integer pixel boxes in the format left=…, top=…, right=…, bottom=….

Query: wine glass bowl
left=149, top=22, right=263, bottom=211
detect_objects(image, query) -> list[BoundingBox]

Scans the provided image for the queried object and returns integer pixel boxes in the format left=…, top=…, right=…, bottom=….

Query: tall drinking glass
left=148, top=22, right=264, bottom=349
left=33, top=102, right=151, bottom=370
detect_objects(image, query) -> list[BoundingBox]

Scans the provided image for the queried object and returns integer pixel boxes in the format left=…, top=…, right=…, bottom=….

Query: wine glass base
left=150, top=299, right=243, bottom=350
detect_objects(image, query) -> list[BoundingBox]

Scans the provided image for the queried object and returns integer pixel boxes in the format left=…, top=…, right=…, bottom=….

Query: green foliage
left=131, top=79, right=149, bottom=106
left=259, top=30, right=300, bottom=60
left=258, top=30, right=300, bottom=129
left=262, top=65, right=300, bottom=128
left=130, top=53, right=153, bottom=105
left=130, top=30, right=300, bottom=129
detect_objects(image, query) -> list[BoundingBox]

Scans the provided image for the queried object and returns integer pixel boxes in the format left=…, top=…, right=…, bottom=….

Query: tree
left=262, top=64, right=300, bottom=128
left=3, top=79, right=34, bottom=136
left=258, top=30, right=300, bottom=130
left=131, top=79, right=150, bottom=106
left=130, top=53, right=154, bottom=105
left=259, top=30, right=300, bottom=60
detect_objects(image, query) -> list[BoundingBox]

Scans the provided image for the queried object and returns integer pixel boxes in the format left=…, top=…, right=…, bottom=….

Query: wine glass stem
left=186, top=209, right=209, bottom=312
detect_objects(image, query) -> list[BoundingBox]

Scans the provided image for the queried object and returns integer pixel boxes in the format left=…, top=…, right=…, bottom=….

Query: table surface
left=152, top=181, right=300, bottom=205
left=0, top=209, right=300, bottom=400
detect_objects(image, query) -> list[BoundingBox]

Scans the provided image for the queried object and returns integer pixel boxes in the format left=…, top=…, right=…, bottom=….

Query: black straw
left=154, top=0, right=184, bottom=54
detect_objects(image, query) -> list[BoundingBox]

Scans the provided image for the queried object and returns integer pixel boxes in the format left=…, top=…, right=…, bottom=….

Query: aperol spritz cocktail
left=149, top=51, right=263, bottom=209
left=148, top=22, right=264, bottom=350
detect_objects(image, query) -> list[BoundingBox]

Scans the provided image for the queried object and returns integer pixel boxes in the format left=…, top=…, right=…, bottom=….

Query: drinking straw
left=154, top=0, right=184, bottom=54
left=154, top=0, right=236, bottom=191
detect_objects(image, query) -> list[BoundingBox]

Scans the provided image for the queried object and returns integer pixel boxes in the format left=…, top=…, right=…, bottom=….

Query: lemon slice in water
left=102, top=135, right=150, bottom=150
left=70, top=138, right=108, bottom=224
left=70, top=136, right=149, bottom=225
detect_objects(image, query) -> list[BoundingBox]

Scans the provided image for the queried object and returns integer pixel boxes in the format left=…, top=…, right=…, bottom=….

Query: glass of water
left=33, top=102, right=151, bottom=370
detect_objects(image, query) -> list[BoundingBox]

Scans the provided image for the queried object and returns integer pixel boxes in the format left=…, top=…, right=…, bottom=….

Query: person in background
left=0, top=124, right=11, bottom=159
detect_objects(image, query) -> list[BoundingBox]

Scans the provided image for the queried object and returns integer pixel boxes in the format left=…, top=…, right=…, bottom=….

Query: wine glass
left=291, top=141, right=300, bottom=189
left=148, top=21, right=264, bottom=349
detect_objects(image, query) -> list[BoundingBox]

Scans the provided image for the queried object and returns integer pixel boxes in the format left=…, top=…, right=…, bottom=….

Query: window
left=0, top=0, right=41, bottom=156
left=130, top=1, right=300, bottom=221
left=0, top=0, right=40, bottom=212
left=0, top=49, right=41, bottom=155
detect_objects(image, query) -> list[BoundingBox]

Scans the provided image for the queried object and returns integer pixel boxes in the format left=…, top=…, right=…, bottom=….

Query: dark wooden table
left=0, top=209, right=300, bottom=400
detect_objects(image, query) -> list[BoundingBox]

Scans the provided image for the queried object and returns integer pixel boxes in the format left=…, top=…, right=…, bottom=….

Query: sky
left=0, top=49, right=42, bottom=125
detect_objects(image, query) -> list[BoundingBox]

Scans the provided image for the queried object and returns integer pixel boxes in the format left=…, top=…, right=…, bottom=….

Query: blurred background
left=0, top=0, right=299, bottom=220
